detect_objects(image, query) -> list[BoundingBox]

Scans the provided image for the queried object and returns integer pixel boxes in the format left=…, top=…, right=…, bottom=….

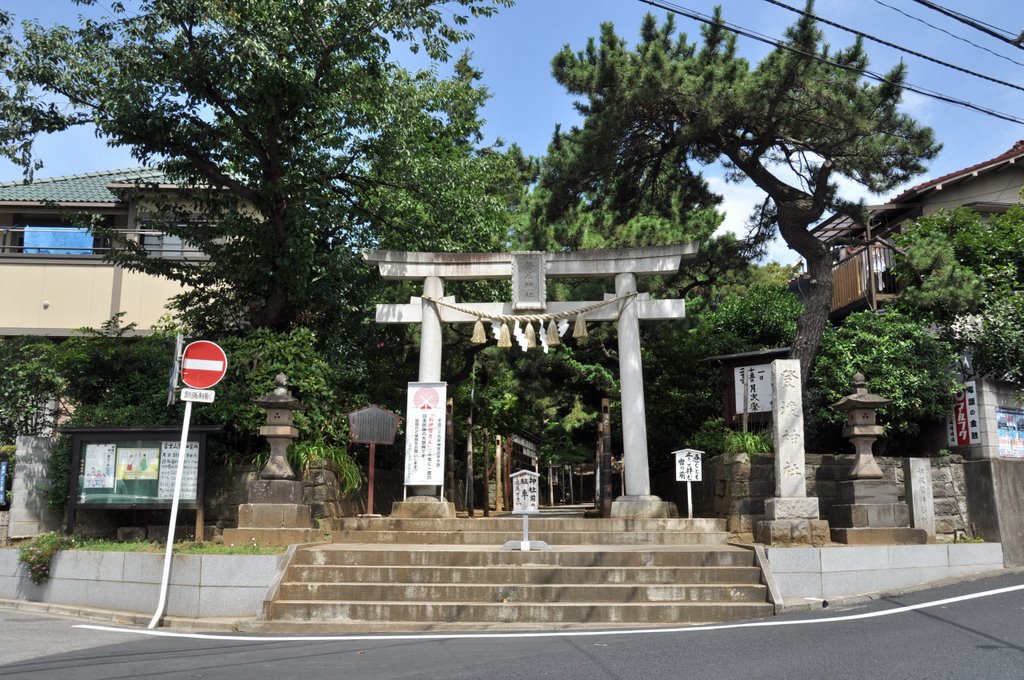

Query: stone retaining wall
left=704, top=453, right=970, bottom=541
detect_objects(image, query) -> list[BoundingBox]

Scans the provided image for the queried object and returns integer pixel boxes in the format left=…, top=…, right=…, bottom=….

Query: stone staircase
left=254, top=517, right=776, bottom=632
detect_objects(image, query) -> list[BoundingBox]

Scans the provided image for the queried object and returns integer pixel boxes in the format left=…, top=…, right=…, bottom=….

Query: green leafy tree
left=2, top=0, right=516, bottom=339
left=543, top=5, right=939, bottom=382
left=806, top=310, right=960, bottom=452
left=893, top=205, right=1024, bottom=384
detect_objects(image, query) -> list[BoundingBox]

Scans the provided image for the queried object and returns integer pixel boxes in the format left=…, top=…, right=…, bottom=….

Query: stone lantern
left=831, top=372, right=890, bottom=480
left=221, top=372, right=322, bottom=547
left=253, top=373, right=305, bottom=480
left=828, top=372, right=926, bottom=545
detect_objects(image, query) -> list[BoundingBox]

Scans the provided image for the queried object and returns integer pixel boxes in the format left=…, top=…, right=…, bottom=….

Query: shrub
left=17, top=533, right=70, bottom=585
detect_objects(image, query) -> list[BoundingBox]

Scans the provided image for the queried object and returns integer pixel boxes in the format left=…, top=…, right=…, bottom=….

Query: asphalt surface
left=1, top=571, right=1022, bottom=679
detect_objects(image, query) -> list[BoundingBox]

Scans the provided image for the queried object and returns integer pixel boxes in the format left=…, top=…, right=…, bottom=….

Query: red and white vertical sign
left=948, top=380, right=980, bottom=447
left=404, top=382, right=447, bottom=486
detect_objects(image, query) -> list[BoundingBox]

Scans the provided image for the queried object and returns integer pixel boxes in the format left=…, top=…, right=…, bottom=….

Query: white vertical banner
left=404, top=382, right=447, bottom=486
left=734, top=364, right=772, bottom=414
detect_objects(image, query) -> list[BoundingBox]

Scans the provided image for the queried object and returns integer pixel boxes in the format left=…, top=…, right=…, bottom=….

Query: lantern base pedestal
left=830, top=527, right=928, bottom=545
left=829, top=480, right=925, bottom=544
left=391, top=497, right=456, bottom=519
left=221, top=479, right=324, bottom=547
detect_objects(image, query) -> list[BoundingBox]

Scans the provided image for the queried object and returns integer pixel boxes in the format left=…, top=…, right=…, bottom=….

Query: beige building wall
left=918, top=167, right=1024, bottom=215
left=0, top=257, right=182, bottom=335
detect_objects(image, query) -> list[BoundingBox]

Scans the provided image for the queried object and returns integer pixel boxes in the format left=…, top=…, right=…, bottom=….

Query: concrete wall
left=765, top=543, right=1005, bottom=602
left=0, top=548, right=282, bottom=618
left=8, top=436, right=62, bottom=539
left=965, top=459, right=1024, bottom=567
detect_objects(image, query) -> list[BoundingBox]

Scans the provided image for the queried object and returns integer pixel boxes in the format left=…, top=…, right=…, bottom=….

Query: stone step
left=329, top=517, right=728, bottom=532
left=291, top=546, right=757, bottom=568
left=328, top=529, right=731, bottom=545
left=285, top=564, right=764, bottom=585
left=266, top=599, right=775, bottom=625
left=276, top=582, right=769, bottom=604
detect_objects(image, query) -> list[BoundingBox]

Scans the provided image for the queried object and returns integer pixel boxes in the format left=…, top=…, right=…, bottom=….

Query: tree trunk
left=790, top=247, right=834, bottom=385
left=777, top=205, right=834, bottom=386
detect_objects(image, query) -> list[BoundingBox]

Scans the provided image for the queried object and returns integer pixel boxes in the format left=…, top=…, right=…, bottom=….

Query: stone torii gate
left=366, top=244, right=698, bottom=518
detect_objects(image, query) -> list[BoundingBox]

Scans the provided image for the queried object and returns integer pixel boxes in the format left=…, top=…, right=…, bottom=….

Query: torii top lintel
left=363, top=243, right=699, bottom=281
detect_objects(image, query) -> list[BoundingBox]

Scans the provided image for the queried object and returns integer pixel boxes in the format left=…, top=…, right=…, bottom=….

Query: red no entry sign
left=181, top=340, right=228, bottom=389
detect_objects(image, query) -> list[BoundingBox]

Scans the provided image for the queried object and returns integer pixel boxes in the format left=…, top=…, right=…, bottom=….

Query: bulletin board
left=65, top=426, right=220, bottom=511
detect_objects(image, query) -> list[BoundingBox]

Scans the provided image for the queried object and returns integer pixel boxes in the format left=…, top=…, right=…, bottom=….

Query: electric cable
left=763, top=0, right=1024, bottom=94
left=910, top=0, right=1024, bottom=49
left=871, top=0, right=1024, bottom=68
left=635, top=0, right=1024, bottom=126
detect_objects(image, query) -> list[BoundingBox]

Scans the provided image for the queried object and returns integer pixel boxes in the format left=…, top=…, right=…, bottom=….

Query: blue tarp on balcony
left=22, top=226, right=94, bottom=254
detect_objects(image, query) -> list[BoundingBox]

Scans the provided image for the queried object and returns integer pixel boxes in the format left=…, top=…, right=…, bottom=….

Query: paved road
left=1, top=572, right=1022, bottom=679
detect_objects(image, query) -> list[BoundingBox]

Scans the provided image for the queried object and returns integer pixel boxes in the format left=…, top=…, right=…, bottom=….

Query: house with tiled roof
left=813, top=140, right=1024, bottom=317
left=0, top=168, right=198, bottom=336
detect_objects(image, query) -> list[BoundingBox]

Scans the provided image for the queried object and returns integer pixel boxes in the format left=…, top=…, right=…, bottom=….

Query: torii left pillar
left=367, top=245, right=699, bottom=518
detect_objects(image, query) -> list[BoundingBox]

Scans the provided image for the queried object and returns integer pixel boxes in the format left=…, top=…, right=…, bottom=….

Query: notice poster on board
left=117, top=447, right=159, bottom=481
left=83, top=443, right=117, bottom=489
left=996, top=407, right=1024, bottom=458
left=404, top=382, right=447, bottom=486
left=157, top=441, right=200, bottom=500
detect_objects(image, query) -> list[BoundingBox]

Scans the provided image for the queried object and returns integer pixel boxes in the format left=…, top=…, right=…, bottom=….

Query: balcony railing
left=0, top=226, right=204, bottom=259
left=831, top=243, right=901, bottom=314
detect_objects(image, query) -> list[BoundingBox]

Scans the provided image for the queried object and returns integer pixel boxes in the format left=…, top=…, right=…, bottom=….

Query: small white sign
left=511, top=470, right=540, bottom=514
left=180, top=388, right=216, bottom=403
left=674, top=449, right=703, bottom=482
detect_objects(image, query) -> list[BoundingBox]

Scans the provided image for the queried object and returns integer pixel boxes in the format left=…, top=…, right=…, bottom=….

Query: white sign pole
left=687, top=480, right=693, bottom=520
left=148, top=399, right=193, bottom=629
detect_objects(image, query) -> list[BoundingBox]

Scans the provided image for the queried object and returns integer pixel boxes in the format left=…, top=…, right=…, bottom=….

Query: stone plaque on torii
left=366, top=244, right=698, bottom=518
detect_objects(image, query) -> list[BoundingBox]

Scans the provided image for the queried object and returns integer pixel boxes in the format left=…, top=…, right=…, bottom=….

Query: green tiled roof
left=0, top=167, right=165, bottom=204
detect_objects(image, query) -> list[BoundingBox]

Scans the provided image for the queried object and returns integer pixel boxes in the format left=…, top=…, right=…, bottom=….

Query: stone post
left=905, top=458, right=937, bottom=539
left=755, top=360, right=829, bottom=545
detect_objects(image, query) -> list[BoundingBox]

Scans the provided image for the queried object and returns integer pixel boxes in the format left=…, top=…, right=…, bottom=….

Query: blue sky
left=3, top=0, right=1023, bottom=264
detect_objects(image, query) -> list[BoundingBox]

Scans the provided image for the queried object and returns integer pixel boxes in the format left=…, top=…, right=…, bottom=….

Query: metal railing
left=0, top=226, right=203, bottom=259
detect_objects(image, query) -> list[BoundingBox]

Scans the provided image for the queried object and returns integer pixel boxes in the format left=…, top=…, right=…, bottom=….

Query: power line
left=910, top=0, right=1024, bottom=49
left=634, top=0, right=1024, bottom=126
left=762, top=0, right=1024, bottom=94
left=872, top=0, right=1024, bottom=68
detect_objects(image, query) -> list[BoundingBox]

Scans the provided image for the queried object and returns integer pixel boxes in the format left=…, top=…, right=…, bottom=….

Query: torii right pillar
left=610, top=271, right=675, bottom=518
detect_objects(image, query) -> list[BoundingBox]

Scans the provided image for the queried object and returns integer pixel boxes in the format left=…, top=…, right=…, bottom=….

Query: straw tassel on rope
left=573, top=313, right=588, bottom=339
left=497, top=322, right=512, bottom=348
left=524, top=321, right=537, bottom=348
left=471, top=318, right=487, bottom=344
left=546, top=320, right=560, bottom=346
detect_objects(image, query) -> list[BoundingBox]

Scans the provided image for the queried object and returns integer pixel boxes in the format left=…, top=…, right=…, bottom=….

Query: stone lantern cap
left=253, top=373, right=306, bottom=412
left=831, top=373, right=891, bottom=412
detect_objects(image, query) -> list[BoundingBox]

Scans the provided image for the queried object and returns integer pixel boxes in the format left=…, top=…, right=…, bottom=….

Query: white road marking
left=74, top=582, right=1024, bottom=643
left=182, top=358, right=223, bottom=371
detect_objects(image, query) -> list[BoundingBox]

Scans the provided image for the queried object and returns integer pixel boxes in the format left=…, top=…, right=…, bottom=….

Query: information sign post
left=347, top=405, right=402, bottom=517
left=673, top=449, right=704, bottom=519
left=501, top=470, right=550, bottom=552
